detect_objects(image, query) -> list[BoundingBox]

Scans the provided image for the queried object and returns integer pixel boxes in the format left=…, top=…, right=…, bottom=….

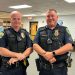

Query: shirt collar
left=45, top=23, right=59, bottom=30
left=10, top=27, right=21, bottom=33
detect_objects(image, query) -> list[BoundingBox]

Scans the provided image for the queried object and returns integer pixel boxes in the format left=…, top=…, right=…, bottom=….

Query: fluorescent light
left=23, top=14, right=36, bottom=17
left=64, top=0, right=75, bottom=3
left=9, top=4, right=32, bottom=9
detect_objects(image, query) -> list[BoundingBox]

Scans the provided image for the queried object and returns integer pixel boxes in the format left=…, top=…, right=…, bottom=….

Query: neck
left=12, top=26, right=20, bottom=32
left=50, top=27, right=55, bottom=30
left=48, top=25, right=56, bottom=30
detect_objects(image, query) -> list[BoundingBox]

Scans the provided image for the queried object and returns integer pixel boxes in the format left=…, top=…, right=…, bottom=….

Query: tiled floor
left=27, top=51, right=75, bottom=75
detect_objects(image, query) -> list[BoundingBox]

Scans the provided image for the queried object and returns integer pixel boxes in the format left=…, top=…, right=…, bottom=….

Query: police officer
left=33, top=9, right=73, bottom=75
left=0, top=11, right=32, bottom=75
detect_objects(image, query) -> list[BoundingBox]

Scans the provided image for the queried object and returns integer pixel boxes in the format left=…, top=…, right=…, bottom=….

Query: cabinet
left=3, top=21, right=11, bottom=29
left=0, top=19, right=11, bottom=29
left=0, top=19, right=23, bottom=29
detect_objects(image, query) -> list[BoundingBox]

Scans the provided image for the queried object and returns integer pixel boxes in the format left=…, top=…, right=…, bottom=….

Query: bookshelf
left=3, top=20, right=11, bottom=29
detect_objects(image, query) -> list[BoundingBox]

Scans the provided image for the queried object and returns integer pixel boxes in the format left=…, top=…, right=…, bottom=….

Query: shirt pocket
left=40, top=35, right=47, bottom=44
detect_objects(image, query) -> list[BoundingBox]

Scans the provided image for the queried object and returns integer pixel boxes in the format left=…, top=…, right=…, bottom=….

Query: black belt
left=1, top=61, right=22, bottom=70
left=40, top=62, right=66, bottom=70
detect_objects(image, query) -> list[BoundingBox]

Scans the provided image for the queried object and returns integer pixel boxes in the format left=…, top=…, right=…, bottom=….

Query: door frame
left=29, top=21, right=38, bottom=35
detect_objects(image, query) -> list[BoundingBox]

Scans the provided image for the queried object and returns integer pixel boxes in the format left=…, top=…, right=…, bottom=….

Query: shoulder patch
left=66, top=28, right=71, bottom=36
left=5, top=28, right=11, bottom=35
left=20, top=29, right=26, bottom=39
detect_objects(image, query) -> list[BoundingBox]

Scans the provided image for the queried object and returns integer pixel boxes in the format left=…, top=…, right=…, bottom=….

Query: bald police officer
left=0, top=11, right=33, bottom=75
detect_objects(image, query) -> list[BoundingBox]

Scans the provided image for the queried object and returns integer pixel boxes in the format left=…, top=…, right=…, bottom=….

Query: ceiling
left=0, top=0, right=75, bottom=18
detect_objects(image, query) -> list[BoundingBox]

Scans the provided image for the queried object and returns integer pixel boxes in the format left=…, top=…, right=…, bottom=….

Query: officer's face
left=46, top=10, right=58, bottom=28
left=10, top=12, right=22, bottom=29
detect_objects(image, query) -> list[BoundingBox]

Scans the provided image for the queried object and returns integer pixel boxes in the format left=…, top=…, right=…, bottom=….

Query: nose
left=15, top=19, right=19, bottom=21
left=49, top=16, right=53, bottom=19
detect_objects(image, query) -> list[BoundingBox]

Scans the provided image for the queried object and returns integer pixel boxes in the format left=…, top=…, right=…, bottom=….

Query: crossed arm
left=33, top=43, right=73, bottom=63
left=0, top=47, right=22, bottom=58
left=0, top=47, right=33, bottom=64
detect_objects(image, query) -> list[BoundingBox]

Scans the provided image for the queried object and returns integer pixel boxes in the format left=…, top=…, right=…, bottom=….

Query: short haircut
left=47, top=9, right=57, bottom=13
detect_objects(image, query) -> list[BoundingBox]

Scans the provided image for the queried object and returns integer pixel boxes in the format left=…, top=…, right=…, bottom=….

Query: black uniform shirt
left=1, top=27, right=32, bottom=52
left=33, top=24, right=73, bottom=63
left=33, top=24, right=73, bottom=50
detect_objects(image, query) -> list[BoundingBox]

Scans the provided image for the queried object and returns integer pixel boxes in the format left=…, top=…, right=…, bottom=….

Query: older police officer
left=0, top=11, right=32, bottom=75
left=33, top=9, right=73, bottom=75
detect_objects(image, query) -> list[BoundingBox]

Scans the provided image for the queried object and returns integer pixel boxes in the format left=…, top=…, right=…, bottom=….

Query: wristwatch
left=52, top=51, right=56, bottom=57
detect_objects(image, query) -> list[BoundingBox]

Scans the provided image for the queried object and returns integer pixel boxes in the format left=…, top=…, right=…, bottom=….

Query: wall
left=22, top=16, right=46, bottom=32
left=22, top=15, right=75, bottom=40
left=59, top=15, right=75, bottom=40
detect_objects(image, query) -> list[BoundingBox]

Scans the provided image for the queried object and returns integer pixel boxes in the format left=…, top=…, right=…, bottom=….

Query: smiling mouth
left=49, top=20, right=54, bottom=22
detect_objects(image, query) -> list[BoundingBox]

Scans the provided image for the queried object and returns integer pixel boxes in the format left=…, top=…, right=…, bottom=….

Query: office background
left=0, top=0, right=75, bottom=75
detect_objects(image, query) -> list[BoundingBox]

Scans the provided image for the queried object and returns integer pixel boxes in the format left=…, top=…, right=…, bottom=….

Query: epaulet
left=21, top=28, right=27, bottom=33
left=57, top=23, right=66, bottom=28
left=57, top=24, right=67, bottom=30
left=4, top=28, right=11, bottom=35
left=21, top=28, right=26, bottom=30
left=60, top=25, right=66, bottom=28
left=4, top=28, right=10, bottom=32
left=38, top=26, right=46, bottom=31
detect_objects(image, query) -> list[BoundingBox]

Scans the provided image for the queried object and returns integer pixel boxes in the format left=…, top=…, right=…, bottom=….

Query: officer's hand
left=7, top=58, right=18, bottom=65
left=44, top=52, right=53, bottom=61
left=15, top=53, right=25, bottom=61
left=49, top=57, right=56, bottom=63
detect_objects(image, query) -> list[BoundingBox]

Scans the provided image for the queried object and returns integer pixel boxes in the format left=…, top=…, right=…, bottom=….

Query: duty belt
left=41, top=62, right=52, bottom=70
left=40, top=62, right=66, bottom=71
left=1, top=61, right=22, bottom=70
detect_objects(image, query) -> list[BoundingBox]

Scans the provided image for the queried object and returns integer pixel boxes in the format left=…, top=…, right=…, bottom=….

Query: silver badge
left=21, top=32, right=25, bottom=38
left=54, top=30, right=59, bottom=36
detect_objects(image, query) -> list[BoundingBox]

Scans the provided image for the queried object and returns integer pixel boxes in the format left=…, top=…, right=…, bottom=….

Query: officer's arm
left=33, top=28, right=54, bottom=61
left=22, top=31, right=33, bottom=59
left=33, top=28, right=46, bottom=57
left=0, top=47, right=21, bottom=58
left=53, top=28, right=73, bottom=55
left=52, top=27, right=73, bottom=55
left=33, top=43, right=54, bottom=61
left=33, top=43, right=46, bottom=57
left=23, top=47, right=32, bottom=58
left=53, top=43, right=73, bottom=55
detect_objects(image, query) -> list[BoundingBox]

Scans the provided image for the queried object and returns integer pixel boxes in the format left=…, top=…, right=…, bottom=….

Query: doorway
left=29, top=21, right=38, bottom=40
